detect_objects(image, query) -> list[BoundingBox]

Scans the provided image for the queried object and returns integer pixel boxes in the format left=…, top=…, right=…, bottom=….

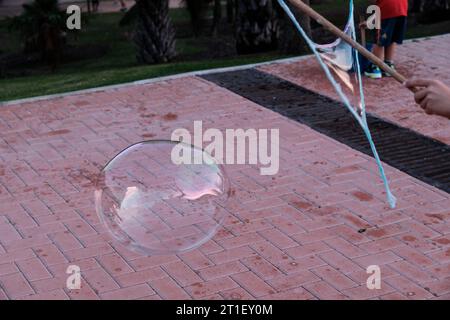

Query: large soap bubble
left=95, top=140, right=229, bottom=255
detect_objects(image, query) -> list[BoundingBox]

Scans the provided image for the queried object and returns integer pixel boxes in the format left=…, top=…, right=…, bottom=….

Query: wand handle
left=286, top=0, right=410, bottom=86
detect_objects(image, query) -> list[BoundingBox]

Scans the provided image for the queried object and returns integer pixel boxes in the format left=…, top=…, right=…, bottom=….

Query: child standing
left=365, top=0, right=409, bottom=79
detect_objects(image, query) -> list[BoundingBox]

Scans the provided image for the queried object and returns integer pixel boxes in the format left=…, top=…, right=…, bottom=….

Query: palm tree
left=9, top=0, right=66, bottom=69
left=133, top=0, right=176, bottom=64
left=235, top=0, right=279, bottom=54
left=410, top=0, right=449, bottom=11
left=410, top=0, right=450, bottom=22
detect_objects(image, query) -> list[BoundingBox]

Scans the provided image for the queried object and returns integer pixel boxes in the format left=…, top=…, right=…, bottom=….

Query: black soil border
left=202, top=68, right=450, bottom=194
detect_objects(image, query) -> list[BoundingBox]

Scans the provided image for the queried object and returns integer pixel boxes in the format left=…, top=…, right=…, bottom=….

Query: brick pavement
left=260, top=34, right=450, bottom=145
left=0, top=35, right=449, bottom=300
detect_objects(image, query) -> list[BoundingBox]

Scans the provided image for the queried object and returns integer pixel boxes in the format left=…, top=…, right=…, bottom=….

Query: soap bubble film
left=95, top=140, right=229, bottom=255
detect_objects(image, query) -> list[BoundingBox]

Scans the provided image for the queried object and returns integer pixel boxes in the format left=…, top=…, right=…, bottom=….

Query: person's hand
left=405, top=79, right=450, bottom=119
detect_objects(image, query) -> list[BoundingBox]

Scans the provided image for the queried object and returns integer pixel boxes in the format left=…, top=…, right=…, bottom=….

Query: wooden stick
left=286, top=0, right=408, bottom=85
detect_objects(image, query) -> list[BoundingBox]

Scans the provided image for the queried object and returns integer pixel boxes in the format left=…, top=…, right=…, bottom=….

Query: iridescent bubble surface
left=95, top=140, right=229, bottom=255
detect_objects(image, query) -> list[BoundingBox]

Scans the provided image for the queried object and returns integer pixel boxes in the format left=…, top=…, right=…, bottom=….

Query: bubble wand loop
left=279, top=0, right=397, bottom=208
left=285, top=0, right=413, bottom=90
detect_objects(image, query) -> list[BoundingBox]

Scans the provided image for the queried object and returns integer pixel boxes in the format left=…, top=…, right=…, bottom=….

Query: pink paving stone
left=390, top=260, right=438, bottom=284
left=185, top=277, right=239, bottom=299
left=33, top=244, right=68, bottom=266
left=66, top=281, right=100, bottom=300
left=0, top=263, right=18, bottom=280
left=198, top=261, right=249, bottom=281
left=82, top=268, right=120, bottom=294
left=208, top=246, right=256, bottom=265
left=260, top=287, right=315, bottom=300
left=99, top=284, right=155, bottom=300
left=220, top=287, right=255, bottom=300
left=379, top=292, right=409, bottom=300
left=324, top=237, right=367, bottom=259
left=0, top=272, right=34, bottom=299
left=258, top=227, right=298, bottom=249
left=303, top=280, right=349, bottom=300
left=0, top=288, right=8, bottom=300
left=150, top=277, right=191, bottom=300
left=16, top=258, right=52, bottom=282
left=231, top=271, right=276, bottom=298
left=162, top=261, right=203, bottom=287
left=31, top=275, right=68, bottom=293
left=0, top=35, right=449, bottom=300
left=342, top=283, right=396, bottom=300
left=424, top=279, right=450, bottom=297
left=49, top=231, right=83, bottom=251
left=267, top=270, right=320, bottom=292
left=64, top=218, right=97, bottom=238
left=0, top=248, right=36, bottom=265
left=179, top=250, right=214, bottom=270
left=115, top=267, right=166, bottom=288
left=260, top=34, right=450, bottom=145
left=310, top=265, right=358, bottom=291
left=18, top=289, right=69, bottom=300
left=384, top=275, right=436, bottom=299
left=96, top=253, right=134, bottom=276
left=64, top=243, right=114, bottom=261
left=129, top=254, right=179, bottom=271
left=425, top=263, right=450, bottom=280
left=284, top=241, right=331, bottom=258
left=138, top=294, right=162, bottom=300
left=319, top=251, right=364, bottom=275
left=240, top=255, right=284, bottom=280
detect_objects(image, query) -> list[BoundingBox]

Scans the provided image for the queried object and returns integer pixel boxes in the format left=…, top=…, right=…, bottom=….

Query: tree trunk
left=277, top=0, right=311, bottom=55
left=235, top=0, right=279, bottom=54
left=212, top=0, right=222, bottom=36
left=134, top=0, right=176, bottom=64
left=185, top=0, right=208, bottom=36
left=226, top=0, right=235, bottom=24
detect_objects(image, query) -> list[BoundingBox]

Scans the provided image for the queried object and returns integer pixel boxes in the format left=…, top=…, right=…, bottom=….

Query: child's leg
left=386, top=16, right=407, bottom=64
left=365, top=44, right=384, bottom=78
left=372, top=44, right=385, bottom=61
left=385, top=43, right=396, bottom=62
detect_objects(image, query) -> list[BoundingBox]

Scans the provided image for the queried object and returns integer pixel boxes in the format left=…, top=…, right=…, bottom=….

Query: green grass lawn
left=1, top=3, right=450, bottom=102
left=0, top=8, right=284, bottom=102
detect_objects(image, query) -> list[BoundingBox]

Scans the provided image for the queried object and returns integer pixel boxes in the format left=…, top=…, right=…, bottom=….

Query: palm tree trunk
left=226, top=0, right=235, bottom=23
left=212, top=0, right=222, bottom=36
left=235, top=0, right=279, bottom=54
left=134, top=0, right=176, bottom=64
left=185, top=0, right=208, bottom=36
left=86, top=0, right=91, bottom=14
